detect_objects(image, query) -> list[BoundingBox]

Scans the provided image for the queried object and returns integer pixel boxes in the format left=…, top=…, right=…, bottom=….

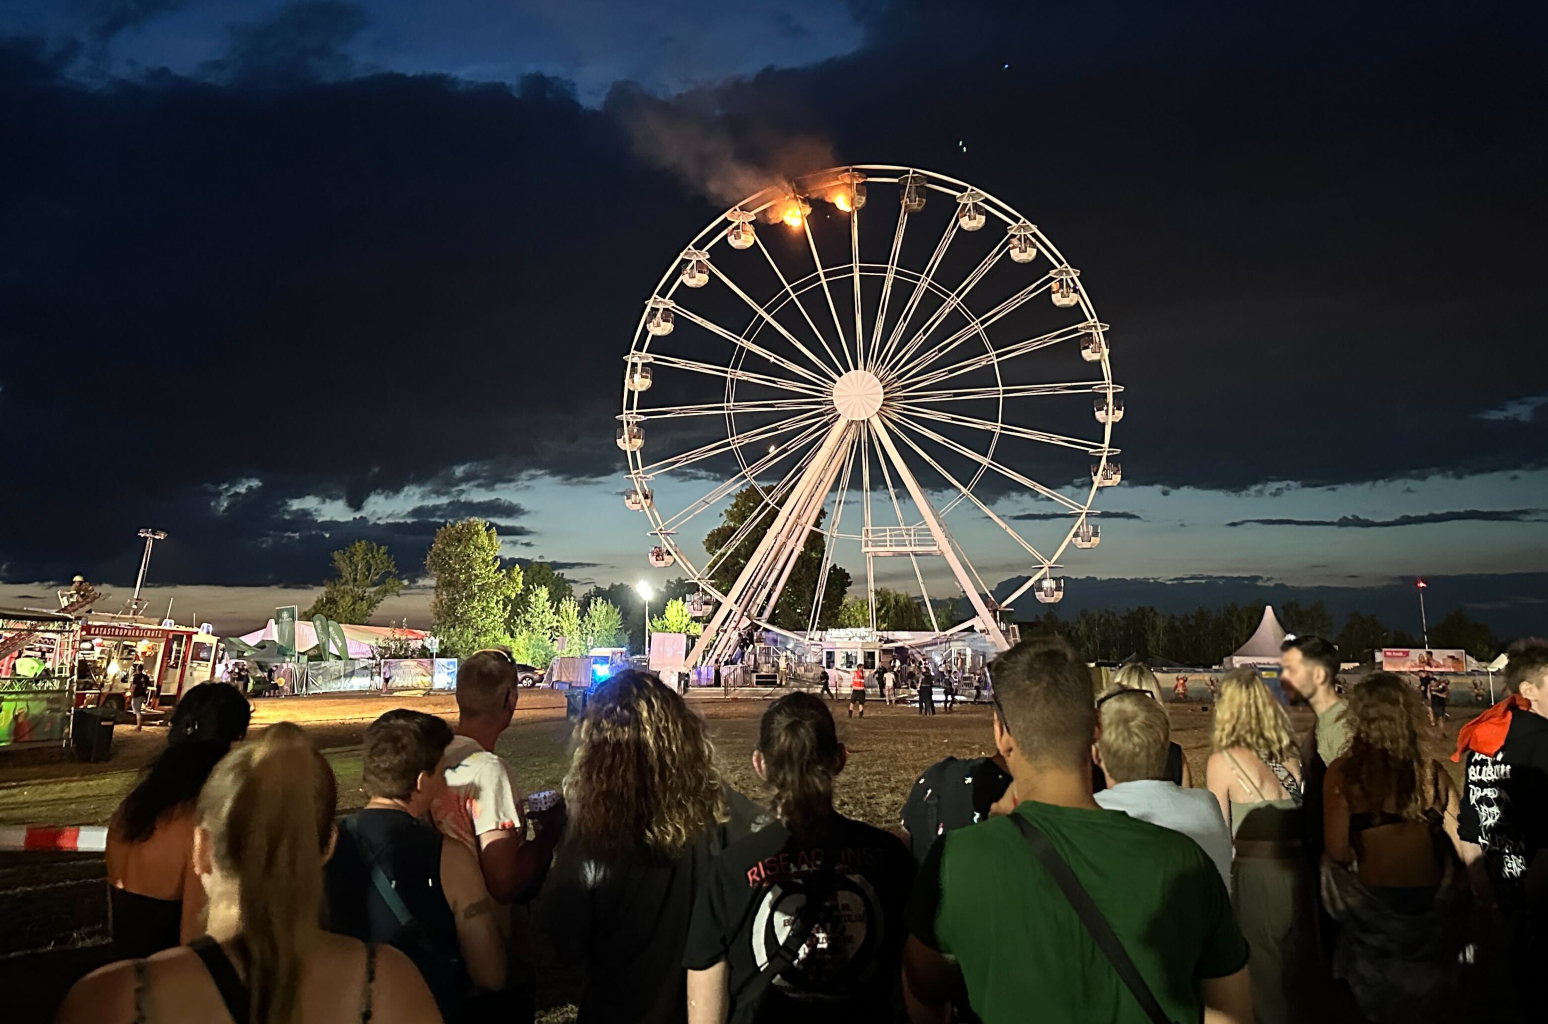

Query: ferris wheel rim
left=621, top=165, right=1120, bottom=643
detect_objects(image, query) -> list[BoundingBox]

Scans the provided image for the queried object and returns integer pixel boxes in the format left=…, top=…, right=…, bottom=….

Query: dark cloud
left=399, top=499, right=529, bottom=523
left=71, top=0, right=189, bottom=42
left=1226, top=509, right=1548, bottom=529
left=1009, top=511, right=1144, bottom=522
left=200, top=1, right=368, bottom=85
left=1, top=1, right=1546, bottom=589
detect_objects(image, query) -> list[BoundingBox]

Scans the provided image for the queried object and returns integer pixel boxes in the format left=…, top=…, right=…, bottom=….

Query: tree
left=555, top=596, right=585, bottom=654
left=875, top=588, right=933, bottom=630
left=1337, top=611, right=1389, bottom=664
left=650, top=598, right=702, bottom=637
left=581, top=583, right=647, bottom=653
left=512, top=562, right=573, bottom=610
left=304, top=540, right=404, bottom=623
left=582, top=599, right=626, bottom=650
left=369, top=619, right=430, bottom=660
left=703, top=486, right=851, bottom=630
left=508, top=584, right=559, bottom=666
left=835, top=595, right=869, bottom=628
left=1281, top=600, right=1334, bottom=639
left=1430, top=609, right=1496, bottom=661
left=425, top=519, right=523, bottom=657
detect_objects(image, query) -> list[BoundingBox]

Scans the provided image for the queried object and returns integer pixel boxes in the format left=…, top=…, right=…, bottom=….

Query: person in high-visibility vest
left=849, top=666, right=867, bottom=718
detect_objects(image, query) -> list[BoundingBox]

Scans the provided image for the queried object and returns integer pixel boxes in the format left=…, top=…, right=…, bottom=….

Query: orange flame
left=833, top=190, right=852, bottom=213
left=780, top=202, right=804, bottom=228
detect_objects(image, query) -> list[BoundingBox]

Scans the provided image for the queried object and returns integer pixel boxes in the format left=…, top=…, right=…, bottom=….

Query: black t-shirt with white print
left=683, top=814, right=915, bottom=1024
left=1459, top=705, right=1548, bottom=900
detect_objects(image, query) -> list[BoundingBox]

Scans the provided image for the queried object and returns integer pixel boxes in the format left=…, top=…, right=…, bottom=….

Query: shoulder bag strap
left=188, top=936, right=252, bottom=1024
left=343, top=818, right=442, bottom=960
left=1007, top=814, right=1175, bottom=1024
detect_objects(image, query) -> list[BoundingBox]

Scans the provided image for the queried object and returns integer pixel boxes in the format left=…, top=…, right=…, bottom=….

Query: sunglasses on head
left=1096, top=687, right=1156, bottom=709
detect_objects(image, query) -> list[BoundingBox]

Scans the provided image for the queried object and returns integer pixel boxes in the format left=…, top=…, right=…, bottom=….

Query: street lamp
left=637, top=580, right=653, bottom=658
left=1416, top=578, right=1430, bottom=647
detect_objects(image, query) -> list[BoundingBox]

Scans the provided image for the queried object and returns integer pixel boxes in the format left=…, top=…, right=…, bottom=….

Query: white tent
left=1223, top=606, right=1288, bottom=669
left=237, top=619, right=375, bottom=659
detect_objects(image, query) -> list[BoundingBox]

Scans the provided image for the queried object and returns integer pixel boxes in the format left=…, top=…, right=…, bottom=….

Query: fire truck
left=75, top=618, right=221, bottom=713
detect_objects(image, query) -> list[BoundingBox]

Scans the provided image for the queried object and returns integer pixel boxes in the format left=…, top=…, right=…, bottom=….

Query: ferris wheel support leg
left=868, top=416, right=1011, bottom=652
left=687, top=418, right=852, bottom=668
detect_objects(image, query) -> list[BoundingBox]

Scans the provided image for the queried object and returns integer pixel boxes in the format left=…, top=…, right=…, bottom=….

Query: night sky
left=2, top=0, right=1545, bottom=636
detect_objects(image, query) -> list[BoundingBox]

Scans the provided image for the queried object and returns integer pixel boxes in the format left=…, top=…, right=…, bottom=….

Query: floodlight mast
left=122, top=528, right=168, bottom=619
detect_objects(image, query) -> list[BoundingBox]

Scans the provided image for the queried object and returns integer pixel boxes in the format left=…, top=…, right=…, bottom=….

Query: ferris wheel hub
left=831, top=369, right=884, bottom=421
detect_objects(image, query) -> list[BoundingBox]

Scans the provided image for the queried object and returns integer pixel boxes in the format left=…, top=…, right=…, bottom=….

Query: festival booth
left=229, top=620, right=450, bottom=694
left=0, top=608, right=81, bottom=750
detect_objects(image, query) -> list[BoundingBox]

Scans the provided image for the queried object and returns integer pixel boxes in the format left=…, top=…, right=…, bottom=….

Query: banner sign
left=433, top=659, right=458, bottom=690
left=1381, top=648, right=1466, bottom=674
left=329, top=621, right=350, bottom=662
left=0, top=689, right=71, bottom=748
left=382, top=658, right=433, bottom=690
left=275, top=606, right=298, bottom=660
left=649, top=632, right=688, bottom=673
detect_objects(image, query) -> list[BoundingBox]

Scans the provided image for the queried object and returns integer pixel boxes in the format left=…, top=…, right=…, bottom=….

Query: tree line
left=1022, top=598, right=1501, bottom=666
left=304, top=507, right=1504, bottom=667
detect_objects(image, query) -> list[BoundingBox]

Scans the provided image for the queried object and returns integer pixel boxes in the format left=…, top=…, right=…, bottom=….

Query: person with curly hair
left=534, top=670, right=764, bottom=1024
left=1320, top=673, right=1469, bottom=1022
left=1205, top=668, right=1305, bottom=1024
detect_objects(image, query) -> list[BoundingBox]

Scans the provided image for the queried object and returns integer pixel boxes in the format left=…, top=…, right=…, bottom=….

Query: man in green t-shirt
left=903, top=637, right=1252, bottom=1024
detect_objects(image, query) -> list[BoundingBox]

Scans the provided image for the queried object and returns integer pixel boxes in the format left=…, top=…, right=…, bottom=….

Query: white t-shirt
left=432, top=734, right=526, bottom=853
left=1095, top=779, right=1234, bottom=890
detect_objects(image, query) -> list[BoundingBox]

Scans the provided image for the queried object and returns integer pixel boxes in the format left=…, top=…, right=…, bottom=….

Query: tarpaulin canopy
left=237, top=620, right=375, bottom=659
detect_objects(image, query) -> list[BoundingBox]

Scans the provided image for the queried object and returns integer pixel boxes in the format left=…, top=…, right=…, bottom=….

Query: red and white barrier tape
left=0, top=825, right=109, bottom=852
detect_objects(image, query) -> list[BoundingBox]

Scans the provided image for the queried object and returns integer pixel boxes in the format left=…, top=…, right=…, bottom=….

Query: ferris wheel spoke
left=655, top=417, right=830, bottom=533
left=871, top=426, right=940, bottom=632
left=803, top=217, right=853, bottom=371
left=850, top=204, right=865, bottom=372
left=874, top=217, right=959, bottom=372
left=808, top=431, right=859, bottom=631
left=888, top=412, right=1087, bottom=513
left=883, top=238, right=1008, bottom=379
left=644, top=353, right=827, bottom=397
left=896, top=323, right=1087, bottom=393
left=902, top=381, right=1115, bottom=403
left=671, top=306, right=834, bottom=389
left=891, top=275, right=1054, bottom=382
left=860, top=422, right=875, bottom=629
left=884, top=419, right=1052, bottom=566
left=755, top=236, right=847, bottom=377
left=892, top=403, right=1113, bottom=455
left=704, top=261, right=842, bottom=383
left=702, top=441, right=822, bottom=580
left=867, top=196, right=911, bottom=371
left=631, top=397, right=827, bottom=421
left=636, top=410, right=827, bottom=479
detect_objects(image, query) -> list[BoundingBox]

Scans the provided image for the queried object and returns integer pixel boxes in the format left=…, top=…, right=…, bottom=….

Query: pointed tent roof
left=1232, top=605, right=1288, bottom=660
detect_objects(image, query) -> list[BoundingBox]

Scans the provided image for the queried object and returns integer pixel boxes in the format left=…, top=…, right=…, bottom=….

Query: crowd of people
left=55, top=635, right=1547, bottom=1024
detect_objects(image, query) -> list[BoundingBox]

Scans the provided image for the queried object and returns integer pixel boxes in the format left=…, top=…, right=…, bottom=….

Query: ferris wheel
left=619, top=165, right=1123, bottom=667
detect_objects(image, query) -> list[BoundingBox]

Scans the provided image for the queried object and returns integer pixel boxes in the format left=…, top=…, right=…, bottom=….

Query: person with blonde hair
left=1206, top=667, right=1305, bottom=1024
left=1105, top=662, right=1195, bottom=787
left=55, top=722, right=440, bottom=1024
left=1321, top=673, right=1469, bottom=1021
left=534, top=670, right=763, bottom=1024
left=1094, top=690, right=1233, bottom=888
